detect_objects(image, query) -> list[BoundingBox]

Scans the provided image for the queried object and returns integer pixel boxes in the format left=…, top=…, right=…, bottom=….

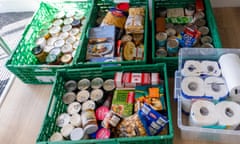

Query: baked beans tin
left=156, top=32, right=167, bottom=47
left=78, top=78, right=91, bottom=90
left=103, top=79, right=115, bottom=91
left=91, top=77, right=104, bottom=89
left=64, top=80, right=77, bottom=92
left=167, top=39, right=179, bottom=56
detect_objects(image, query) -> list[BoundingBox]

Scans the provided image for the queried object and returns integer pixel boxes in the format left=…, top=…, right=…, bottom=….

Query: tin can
left=76, top=90, right=90, bottom=103
left=64, top=17, right=74, bottom=25
left=69, top=28, right=80, bottom=36
left=90, top=89, right=104, bottom=104
left=91, top=78, right=104, bottom=89
left=58, top=32, right=69, bottom=40
left=62, top=92, right=76, bottom=104
left=70, top=113, right=82, bottom=127
left=53, top=19, right=63, bottom=27
left=195, top=18, right=206, bottom=27
left=73, top=40, right=80, bottom=49
left=54, top=39, right=65, bottom=48
left=156, top=32, right=167, bottom=47
left=166, top=28, right=177, bottom=36
left=82, top=100, right=96, bottom=111
left=78, top=78, right=91, bottom=90
left=60, top=53, right=72, bottom=64
left=46, top=54, right=58, bottom=65
left=156, top=47, right=167, bottom=57
left=49, top=47, right=62, bottom=61
left=47, top=37, right=58, bottom=46
left=103, top=79, right=115, bottom=91
left=49, top=132, right=63, bottom=142
left=61, top=43, right=73, bottom=54
left=55, top=11, right=65, bottom=19
left=32, top=46, right=47, bottom=63
left=36, top=37, right=46, bottom=48
left=66, top=35, right=76, bottom=44
left=132, top=34, right=143, bottom=45
left=81, top=110, right=98, bottom=134
left=49, top=26, right=61, bottom=37
left=62, top=24, right=72, bottom=33
left=64, top=80, right=77, bottom=92
left=70, top=128, right=84, bottom=140
left=43, top=45, right=54, bottom=53
left=194, top=11, right=205, bottom=20
left=71, top=19, right=81, bottom=27
left=56, top=113, right=70, bottom=127
left=198, top=26, right=209, bottom=36
left=67, top=102, right=81, bottom=115
left=167, top=39, right=179, bottom=56
left=60, top=123, right=74, bottom=138
left=201, top=35, right=213, bottom=44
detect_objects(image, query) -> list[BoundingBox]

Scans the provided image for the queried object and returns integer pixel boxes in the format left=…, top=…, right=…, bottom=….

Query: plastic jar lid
left=64, top=80, right=77, bottom=91
left=56, top=113, right=70, bottom=127
left=78, top=78, right=90, bottom=90
left=47, top=37, right=58, bottom=46
left=46, top=54, right=57, bottom=64
left=49, top=132, right=64, bottom=141
left=62, top=92, right=76, bottom=104
left=49, top=47, right=61, bottom=57
left=60, top=123, right=74, bottom=138
left=70, top=128, right=84, bottom=140
left=67, top=102, right=81, bottom=115
left=76, top=90, right=90, bottom=103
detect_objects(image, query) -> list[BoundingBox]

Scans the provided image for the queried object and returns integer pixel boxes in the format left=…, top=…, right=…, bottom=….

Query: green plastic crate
left=75, top=0, right=149, bottom=67
left=36, top=63, right=173, bottom=144
left=5, top=0, right=94, bottom=84
left=152, top=0, right=222, bottom=77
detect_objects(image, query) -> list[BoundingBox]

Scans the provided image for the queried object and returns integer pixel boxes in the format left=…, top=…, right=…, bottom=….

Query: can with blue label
left=167, top=39, right=179, bottom=56
left=156, top=32, right=167, bottom=47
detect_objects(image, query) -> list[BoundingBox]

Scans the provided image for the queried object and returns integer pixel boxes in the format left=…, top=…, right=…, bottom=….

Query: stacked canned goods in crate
left=78, top=1, right=148, bottom=66
left=155, top=0, right=214, bottom=57
left=32, top=10, right=87, bottom=65
left=49, top=69, right=170, bottom=142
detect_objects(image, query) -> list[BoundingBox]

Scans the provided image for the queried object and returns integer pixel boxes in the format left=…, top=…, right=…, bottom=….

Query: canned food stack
left=155, top=0, right=214, bottom=58
left=85, top=3, right=146, bottom=64
left=49, top=72, right=169, bottom=142
left=32, top=10, right=87, bottom=64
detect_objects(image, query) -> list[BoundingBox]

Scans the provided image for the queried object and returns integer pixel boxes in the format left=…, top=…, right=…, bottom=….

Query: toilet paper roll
left=201, top=61, right=221, bottom=76
left=204, top=77, right=229, bottom=100
left=181, top=96, right=193, bottom=114
left=181, top=76, right=205, bottom=98
left=190, top=100, right=218, bottom=126
left=181, top=60, right=201, bottom=76
left=219, top=53, right=240, bottom=100
left=216, top=101, right=240, bottom=129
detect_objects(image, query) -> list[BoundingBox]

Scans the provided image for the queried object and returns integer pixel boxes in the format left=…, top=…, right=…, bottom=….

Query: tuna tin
left=156, top=47, right=168, bottom=57
left=60, top=123, right=74, bottom=138
left=90, top=89, right=104, bottom=104
left=70, top=113, right=82, bottom=127
left=103, top=79, right=115, bottom=91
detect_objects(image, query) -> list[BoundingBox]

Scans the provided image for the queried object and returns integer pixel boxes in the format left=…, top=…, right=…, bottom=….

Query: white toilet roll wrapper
left=181, top=60, right=201, bottom=76
left=219, top=53, right=240, bottom=99
left=190, top=100, right=218, bottom=126
left=204, top=77, right=229, bottom=100
left=181, top=76, right=205, bottom=98
left=216, top=101, right=240, bottom=129
left=201, top=61, right=221, bottom=77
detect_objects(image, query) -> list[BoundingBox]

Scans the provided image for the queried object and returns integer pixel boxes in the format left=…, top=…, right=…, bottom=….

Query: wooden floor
left=1, top=7, right=240, bottom=144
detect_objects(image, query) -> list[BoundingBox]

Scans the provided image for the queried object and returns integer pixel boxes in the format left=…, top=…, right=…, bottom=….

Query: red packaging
left=196, top=0, right=204, bottom=12
left=127, top=91, right=135, bottom=104
left=96, top=128, right=111, bottom=139
left=141, top=73, right=151, bottom=85
left=114, top=72, right=123, bottom=88
left=151, top=73, right=161, bottom=85
left=96, top=106, right=110, bottom=121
